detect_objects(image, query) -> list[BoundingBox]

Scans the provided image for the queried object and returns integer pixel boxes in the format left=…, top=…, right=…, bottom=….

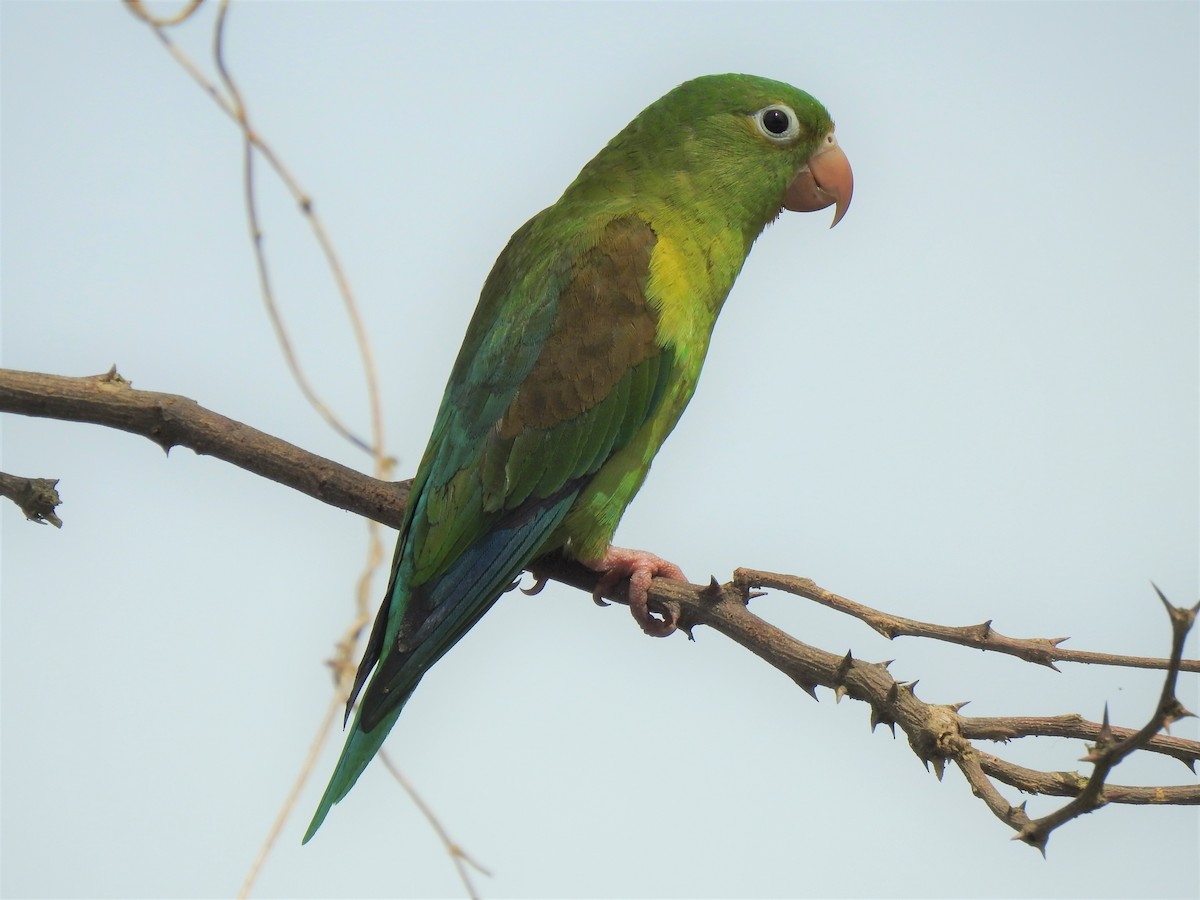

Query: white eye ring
left=753, top=104, right=801, bottom=143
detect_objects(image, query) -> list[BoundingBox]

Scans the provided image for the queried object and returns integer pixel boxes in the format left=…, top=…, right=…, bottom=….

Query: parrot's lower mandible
left=304, top=72, right=852, bottom=841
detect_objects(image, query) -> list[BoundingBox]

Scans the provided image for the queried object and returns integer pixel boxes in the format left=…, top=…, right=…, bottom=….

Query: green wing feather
left=303, top=215, right=671, bottom=841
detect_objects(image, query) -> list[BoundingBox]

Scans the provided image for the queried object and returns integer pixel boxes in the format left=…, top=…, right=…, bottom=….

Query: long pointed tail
left=302, top=702, right=404, bottom=843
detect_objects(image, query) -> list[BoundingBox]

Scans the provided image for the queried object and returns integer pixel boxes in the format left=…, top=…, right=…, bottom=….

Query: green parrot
left=303, top=72, right=852, bottom=842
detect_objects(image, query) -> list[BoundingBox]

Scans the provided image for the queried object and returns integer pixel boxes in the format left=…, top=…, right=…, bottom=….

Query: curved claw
left=521, top=574, right=549, bottom=596
left=591, top=567, right=624, bottom=607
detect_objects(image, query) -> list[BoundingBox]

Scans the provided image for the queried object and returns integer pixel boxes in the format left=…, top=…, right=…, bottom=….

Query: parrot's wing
left=358, top=213, right=673, bottom=727
left=304, top=215, right=673, bottom=840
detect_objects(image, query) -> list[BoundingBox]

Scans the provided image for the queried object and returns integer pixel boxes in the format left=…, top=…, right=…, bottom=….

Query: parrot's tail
left=302, top=701, right=405, bottom=843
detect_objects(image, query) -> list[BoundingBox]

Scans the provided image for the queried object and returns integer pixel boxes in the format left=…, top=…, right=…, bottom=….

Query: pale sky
left=2, top=2, right=1197, bottom=898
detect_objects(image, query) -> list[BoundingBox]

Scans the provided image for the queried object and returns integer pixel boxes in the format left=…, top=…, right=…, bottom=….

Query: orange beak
left=782, top=132, right=853, bottom=227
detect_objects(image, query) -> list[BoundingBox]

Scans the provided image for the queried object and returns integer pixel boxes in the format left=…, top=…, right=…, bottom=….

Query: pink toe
left=584, top=545, right=685, bottom=638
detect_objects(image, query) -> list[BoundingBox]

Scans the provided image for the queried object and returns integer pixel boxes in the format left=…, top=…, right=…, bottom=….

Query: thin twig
left=127, top=0, right=390, bottom=466
left=210, top=0, right=374, bottom=454
left=737, top=568, right=1200, bottom=673
left=962, top=713, right=1200, bottom=770
left=1010, top=593, right=1198, bottom=851
left=125, top=6, right=410, bottom=894
left=237, top=692, right=344, bottom=899
left=378, top=752, right=493, bottom=899
left=975, top=751, right=1200, bottom=804
left=125, top=0, right=203, bottom=28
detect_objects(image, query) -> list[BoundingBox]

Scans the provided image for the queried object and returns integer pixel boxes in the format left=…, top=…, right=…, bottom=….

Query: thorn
left=680, top=622, right=697, bottom=642
left=1180, top=757, right=1197, bottom=774
left=877, top=659, right=894, bottom=670
left=1164, top=699, right=1193, bottom=726
left=1151, top=581, right=1170, bottom=610
left=931, top=756, right=946, bottom=781
left=868, top=707, right=896, bottom=738
left=901, top=680, right=919, bottom=697
left=700, top=576, right=723, bottom=601
left=1012, top=827, right=1049, bottom=858
left=735, top=576, right=757, bottom=604
left=834, top=684, right=849, bottom=703
left=834, top=651, right=853, bottom=686
left=791, top=676, right=819, bottom=700
left=949, top=700, right=971, bottom=713
left=98, top=365, right=129, bottom=385
left=1049, top=636, right=1071, bottom=647
left=1082, top=706, right=1119, bottom=762
left=886, top=683, right=899, bottom=703
left=746, top=590, right=766, bottom=602
left=976, top=619, right=993, bottom=638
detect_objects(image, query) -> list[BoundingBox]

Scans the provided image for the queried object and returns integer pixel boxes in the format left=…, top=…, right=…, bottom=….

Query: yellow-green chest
left=552, top=211, right=753, bottom=561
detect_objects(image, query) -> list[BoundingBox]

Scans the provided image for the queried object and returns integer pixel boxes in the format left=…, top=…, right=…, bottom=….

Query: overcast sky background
left=2, top=2, right=1197, bottom=898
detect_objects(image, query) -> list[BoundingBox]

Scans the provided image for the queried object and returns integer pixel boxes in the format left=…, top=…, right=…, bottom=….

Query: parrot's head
left=581, top=73, right=853, bottom=231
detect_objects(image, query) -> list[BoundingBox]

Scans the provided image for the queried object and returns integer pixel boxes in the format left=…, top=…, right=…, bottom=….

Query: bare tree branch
left=0, top=366, right=408, bottom=529
left=3, top=364, right=1197, bottom=856
left=1008, top=592, right=1198, bottom=851
left=740, top=569, right=1199, bottom=674
left=0, top=471, right=63, bottom=527
left=528, top=552, right=1200, bottom=853
left=962, top=714, right=1200, bottom=770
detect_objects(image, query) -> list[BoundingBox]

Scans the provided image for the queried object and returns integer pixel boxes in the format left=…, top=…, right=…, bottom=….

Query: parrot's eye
left=753, top=104, right=801, bottom=143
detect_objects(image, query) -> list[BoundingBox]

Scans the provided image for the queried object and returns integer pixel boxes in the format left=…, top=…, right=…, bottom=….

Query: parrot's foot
left=585, top=546, right=686, bottom=638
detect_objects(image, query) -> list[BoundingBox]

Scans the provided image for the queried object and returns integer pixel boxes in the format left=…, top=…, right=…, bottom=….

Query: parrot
left=303, top=72, right=852, bottom=842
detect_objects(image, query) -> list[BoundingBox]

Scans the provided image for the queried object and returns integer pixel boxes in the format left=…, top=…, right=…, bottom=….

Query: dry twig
left=0, top=367, right=407, bottom=527
left=126, top=0, right=386, bottom=458
left=61, top=9, right=402, bottom=892
left=742, top=570, right=1199, bottom=674
left=378, top=751, right=493, bottom=900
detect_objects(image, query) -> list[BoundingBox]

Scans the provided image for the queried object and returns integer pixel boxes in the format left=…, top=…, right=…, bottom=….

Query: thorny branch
left=745, top=570, right=1200, bottom=674
left=3, top=365, right=1197, bottom=855
left=0, top=367, right=407, bottom=528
